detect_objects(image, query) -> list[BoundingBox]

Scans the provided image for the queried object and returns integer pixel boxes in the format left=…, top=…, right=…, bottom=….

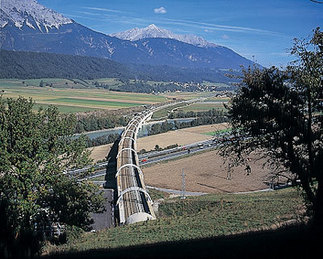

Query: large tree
left=0, top=97, right=104, bottom=257
left=221, top=28, right=322, bottom=226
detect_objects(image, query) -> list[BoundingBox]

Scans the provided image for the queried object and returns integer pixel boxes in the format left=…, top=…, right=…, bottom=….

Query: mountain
left=0, top=49, right=237, bottom=84
left=0, top=0, right=145, bottom=60
left=0, top=49, right=133, bottom=79
left=0, top=0, right=72, bottom=31
left=0, top=0, right=256, bottom=81
left=111, top=24, right=217, bottom=48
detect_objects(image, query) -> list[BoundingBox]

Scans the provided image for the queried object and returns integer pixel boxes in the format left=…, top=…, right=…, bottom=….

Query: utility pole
left=181, top=169, right=186, bottom=199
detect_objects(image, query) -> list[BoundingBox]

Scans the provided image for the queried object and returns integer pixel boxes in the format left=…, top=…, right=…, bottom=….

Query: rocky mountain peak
left=111, top=24, right=218, bottom=48
left=0, top=0, right=73, bottom=31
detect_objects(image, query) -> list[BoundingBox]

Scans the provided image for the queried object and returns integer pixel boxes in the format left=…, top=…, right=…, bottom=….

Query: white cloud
left=154, top=7, right=167, bottom=14
left=84, top=7, right=125, bottom=14
left=162, top=18, right=284, bottom=37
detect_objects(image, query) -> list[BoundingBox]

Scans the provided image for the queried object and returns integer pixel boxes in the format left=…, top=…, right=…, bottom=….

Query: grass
left=162, top=92, right=212, bottom=100
left=178, top=102, right=227, bottom=112
left=44, top=187, right=304, bottom=256
left=202, top=128, right=232, bottom=136
left=88, top=175, right=106, bottom=181
left=152, top=103, right=190, bottom=120
left=147, top=188, right=170, bottom=200
left=47, top=98, right=145, bottom=108
left=32, top=103, right=99, bottom=113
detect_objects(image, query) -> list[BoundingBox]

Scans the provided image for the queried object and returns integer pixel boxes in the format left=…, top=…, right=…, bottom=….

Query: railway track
left=116, top=110, right=156, bottom=225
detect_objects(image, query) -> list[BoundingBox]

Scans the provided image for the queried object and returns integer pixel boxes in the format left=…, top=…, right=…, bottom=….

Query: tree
left=0, top=97, right=104, bottom=257
left=221, top=28, right=322, bottom=227
left=39, top=80, right=44, bottom=87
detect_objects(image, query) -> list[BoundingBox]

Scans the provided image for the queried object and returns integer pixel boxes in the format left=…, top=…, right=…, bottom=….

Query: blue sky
left=39, top=0, right=323, bottom=67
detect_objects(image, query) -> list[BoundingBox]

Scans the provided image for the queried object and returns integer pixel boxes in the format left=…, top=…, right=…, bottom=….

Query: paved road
left=139, top=139, right=222, bottom=165
left=78, top=138, right=225, bottom=182
left=90, top=189, right=115, bottom=230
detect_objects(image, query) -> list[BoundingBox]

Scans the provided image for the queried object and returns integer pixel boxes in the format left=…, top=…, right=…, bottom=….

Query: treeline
left=83, top=109, right=228, bottom=147
left=85, top=133, right=120, bottom=148
left=138, top=144, right=179, bottom=154
left=112, top=81, right=199, bottom=93
left=148, top=109, right=229, bottom=136
left=75, top=114, right=129, bottom=133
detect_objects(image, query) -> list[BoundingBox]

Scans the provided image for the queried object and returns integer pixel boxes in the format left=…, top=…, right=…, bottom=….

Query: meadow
left=0, top=78, right=230, bottom=114
left=178, top=102, right=227, bottom=112
left=44, top=187, right=305, bottom=256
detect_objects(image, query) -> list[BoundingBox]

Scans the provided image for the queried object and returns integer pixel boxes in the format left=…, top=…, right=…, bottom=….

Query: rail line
left=116, top=110, right=156, bottom=225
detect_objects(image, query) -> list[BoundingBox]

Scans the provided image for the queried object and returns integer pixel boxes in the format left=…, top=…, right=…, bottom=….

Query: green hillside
left=44, top=188, right=306, bottom=257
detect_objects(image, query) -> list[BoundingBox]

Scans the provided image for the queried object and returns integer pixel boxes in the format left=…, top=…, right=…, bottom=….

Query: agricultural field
left=162, top=91, right=212, bottom=100
left=88, top=143, right=114, bottom=163
left=142, top=149, right=290, bottom=194
left=0, top=79, right=167, bottom=113
left=137, top=123, right=228, bottom=151
left=0, top=78, right=231, bottom=114
left=89, top=123, right=229, bottom=162
left=177, top=102, right=227, bottom=112
left=151, top=102, right=190, bottom=120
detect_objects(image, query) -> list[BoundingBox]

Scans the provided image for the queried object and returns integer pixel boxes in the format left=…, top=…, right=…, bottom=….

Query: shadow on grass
left=43, top=223, right=321, bottom=259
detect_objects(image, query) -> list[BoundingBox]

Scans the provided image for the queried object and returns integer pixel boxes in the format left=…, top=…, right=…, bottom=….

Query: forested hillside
left=0, top=50, right=133, bottom=79
left=0, top=50, right=235, bottom=83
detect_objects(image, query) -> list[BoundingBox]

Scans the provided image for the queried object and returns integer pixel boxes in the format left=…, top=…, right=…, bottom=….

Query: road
left=90, top=189, right=114, bottom=230
left=78, top=137, right=230, bottom=182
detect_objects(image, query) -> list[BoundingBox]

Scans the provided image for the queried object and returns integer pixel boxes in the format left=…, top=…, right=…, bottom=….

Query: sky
left=38, top=0, right=323, bottom=68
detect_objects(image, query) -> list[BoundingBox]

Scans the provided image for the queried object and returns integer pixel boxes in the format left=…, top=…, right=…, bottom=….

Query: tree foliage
left=221, top=28, right=322, bottom=225
left=0, top=97, right=104, bottom=257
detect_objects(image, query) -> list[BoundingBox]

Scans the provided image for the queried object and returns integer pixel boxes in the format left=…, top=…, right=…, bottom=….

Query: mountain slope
left=0, top=49, right=133, bottom=79
left=0, top=0, right=256, bottom=80
left=0, top=0, right=146, bottom=60
left=130, top=38, right=253, bottom=69
left=0, top=49, right=237, bottom=84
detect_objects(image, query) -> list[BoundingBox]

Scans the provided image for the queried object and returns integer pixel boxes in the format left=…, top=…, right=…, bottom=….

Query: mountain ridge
left=0, top=0, right=257, bottom=82
left=111, top=24, right=217, bottom=48
left=0, top=0, right=72, bottom=31
left=0, top=49, right=237, bottom=84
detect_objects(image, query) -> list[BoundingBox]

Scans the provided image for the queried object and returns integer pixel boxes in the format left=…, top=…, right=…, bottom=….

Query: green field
left=152, top=102, right=190, bottom=120
left=44, top=187, right=304, bottom=256
left=32, top=103, right=98, bottom=113
left=203, top=128, right=232, bottom=136
left=47, top=98, right=145, bottom=108
left=0, top=79, right=168, bottom=113
left=178, top=102, right=227, bottom=112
